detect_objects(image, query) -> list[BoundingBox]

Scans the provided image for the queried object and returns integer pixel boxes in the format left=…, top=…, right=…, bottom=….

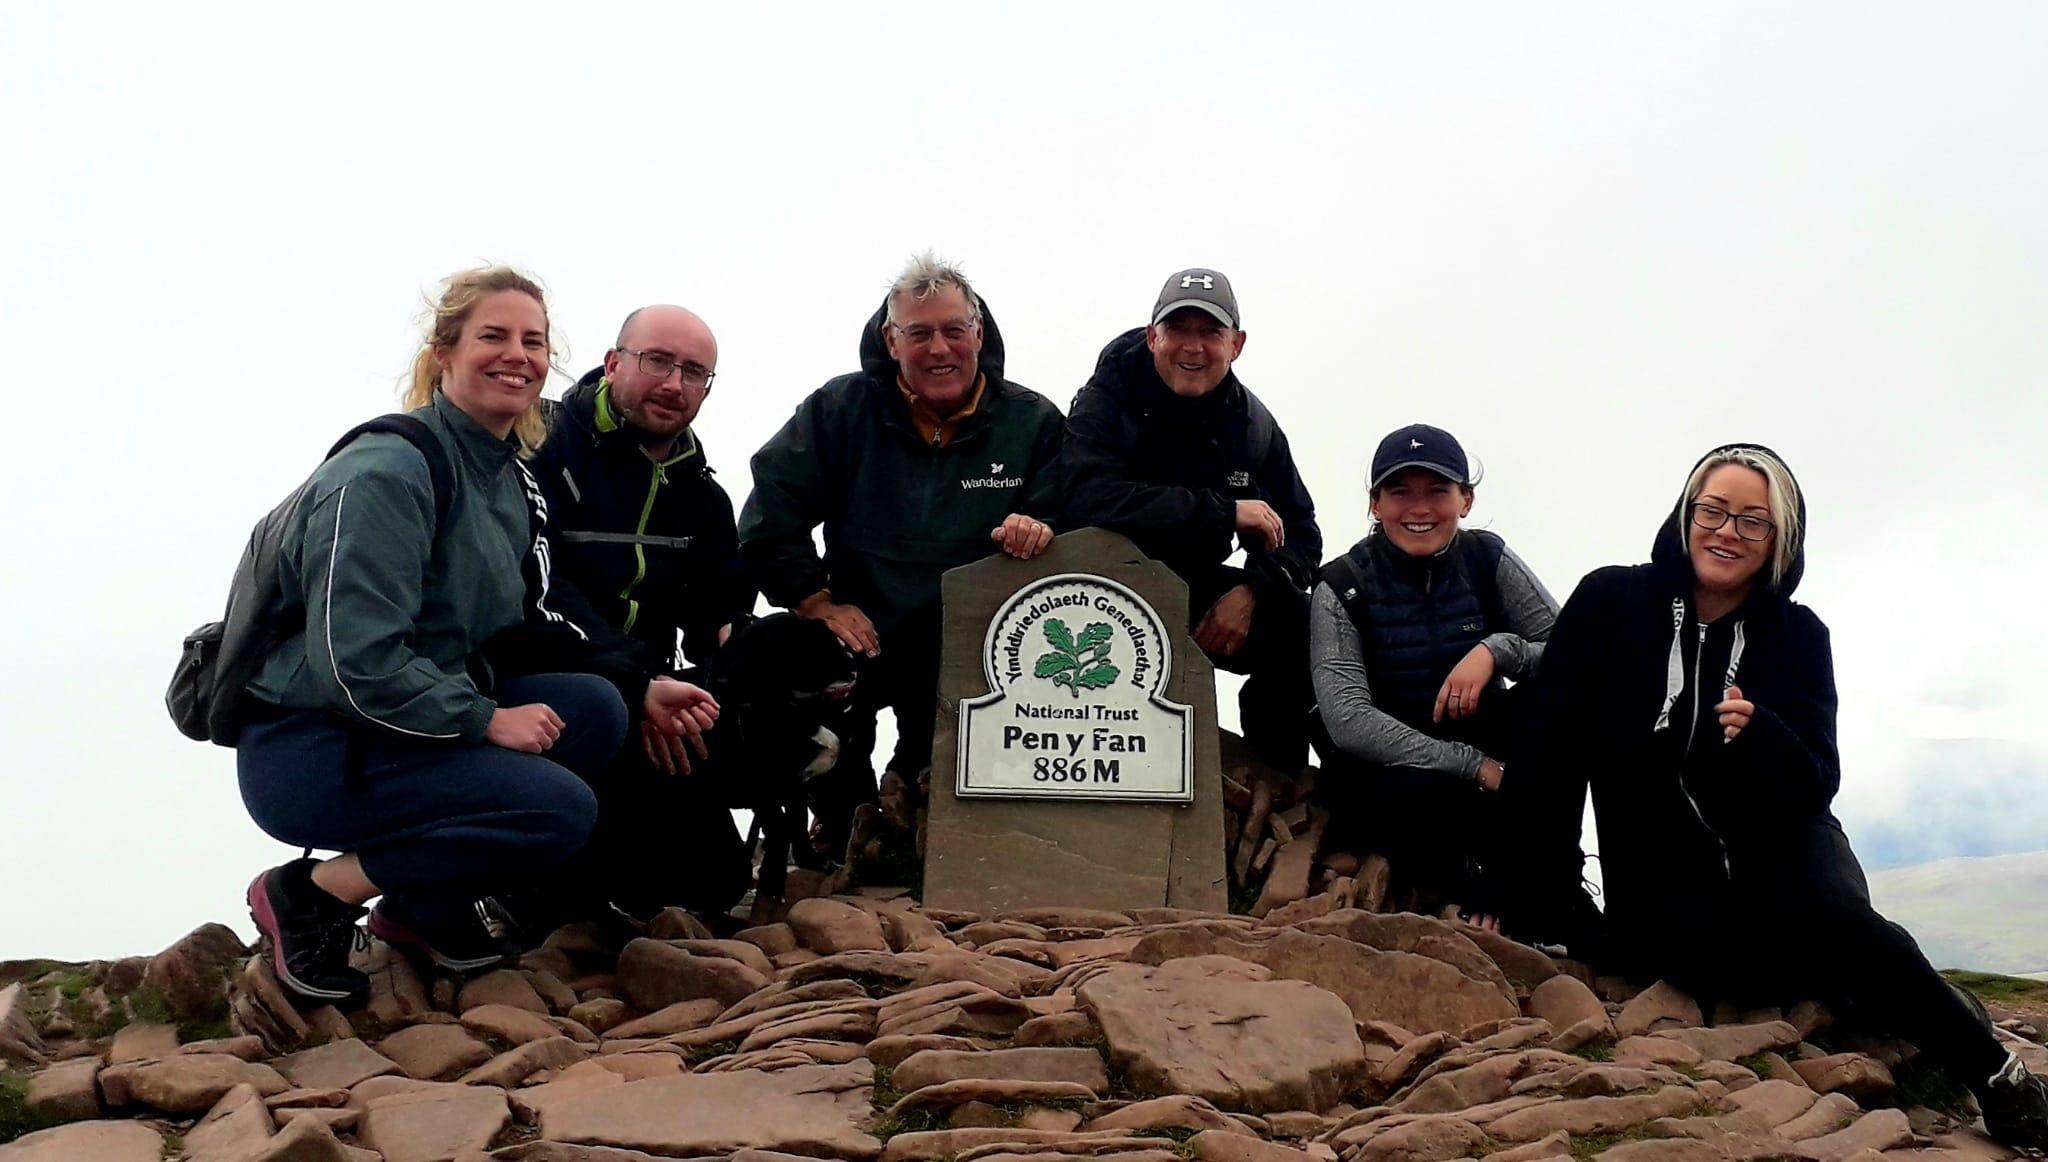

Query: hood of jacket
left=557, top=367, right=708, bottom=467
left=1648, top=442, right=1807, bottom=610
left=857, top=293, right=1008, bottom=386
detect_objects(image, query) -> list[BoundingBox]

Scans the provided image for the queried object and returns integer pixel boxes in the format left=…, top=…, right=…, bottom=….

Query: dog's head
left=713, top=613, right=859, bottom=782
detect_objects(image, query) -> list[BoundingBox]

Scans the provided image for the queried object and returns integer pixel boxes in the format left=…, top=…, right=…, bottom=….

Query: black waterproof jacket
left=1060, top=328, right=1320, bottom=600
left=1525, top=446, right=1854, bottom=966
left=737, top=299, right=1064, bottom=636
left=528, top=371, right=753, bottom=674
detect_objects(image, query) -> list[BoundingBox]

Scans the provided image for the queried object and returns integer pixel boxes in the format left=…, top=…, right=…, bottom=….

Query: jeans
left=237, top=673, right=626, bottom=904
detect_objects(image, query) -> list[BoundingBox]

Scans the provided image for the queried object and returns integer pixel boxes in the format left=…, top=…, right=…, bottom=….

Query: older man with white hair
left=741, top=254, right=1065, bottom=869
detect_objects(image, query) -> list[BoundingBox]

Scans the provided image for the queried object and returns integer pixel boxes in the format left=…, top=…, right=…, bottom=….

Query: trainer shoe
left=246, top=859, right=369, bottom=1007
left=1981, top=1052, right=2048, bottom=1155
left=369, top=896, right=511, bottom=973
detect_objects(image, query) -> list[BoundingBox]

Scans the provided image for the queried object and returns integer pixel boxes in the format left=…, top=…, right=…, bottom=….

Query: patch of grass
left=865, top=1105, right=948, bottom=1139
left=0, top=1070, right=54, bottom=1146
left=865, top=1064, right=951, bottom=1139
left=49, top=973, right=92, bottom=1002
left=159, top=1132, right=184, bottom=1159
left=1157, top=1126, right=1200, bottom=1159
left=1569, top=1039, right=1615, bottom=1063
left=1567, top=1131, right=1623, bottom=1161
left=870, top=1064, right=901, bottom=1109
left=120, top=978, right=234, bottom=1046
left=1734, top=1053, right=1774, bottom=1077
left=683, top=1039, right=735, bottom=1064
left=87, top=1002, right=131, bottom=1040
left=846, top=973, right=899, bottom=999
left=0, top=961, right=81, bottom=989
left=1881, top=1058, right=1977, bottom=1119
left=1942, top=970, right=2048, bottom=1005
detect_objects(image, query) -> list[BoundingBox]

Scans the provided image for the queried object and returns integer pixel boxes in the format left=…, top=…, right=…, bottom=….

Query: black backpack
left=167, top=415, right=454, bottom=746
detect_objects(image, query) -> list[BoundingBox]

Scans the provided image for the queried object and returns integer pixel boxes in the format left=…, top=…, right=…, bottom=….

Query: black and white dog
left=709, top=614, right=859, bottom=913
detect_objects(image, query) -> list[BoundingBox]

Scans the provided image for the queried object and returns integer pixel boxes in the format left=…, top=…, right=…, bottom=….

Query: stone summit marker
left=925, top=528, right=1226, bottom=915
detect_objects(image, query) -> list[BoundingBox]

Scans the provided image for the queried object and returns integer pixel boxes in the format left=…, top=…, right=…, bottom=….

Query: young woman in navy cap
left=1310, top=423, right=1559, bottom=924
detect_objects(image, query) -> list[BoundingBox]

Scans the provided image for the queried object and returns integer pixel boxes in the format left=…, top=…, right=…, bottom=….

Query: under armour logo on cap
left=1152, top=268, right=1239, bottom=329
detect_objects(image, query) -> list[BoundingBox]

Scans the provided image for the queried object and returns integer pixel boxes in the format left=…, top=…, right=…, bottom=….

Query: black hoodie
left=1059, top=327, right=1321, bottom=603
left=1523, top=445, right=1855, bottom=961
left=737, top=297, right=1064, bottom=636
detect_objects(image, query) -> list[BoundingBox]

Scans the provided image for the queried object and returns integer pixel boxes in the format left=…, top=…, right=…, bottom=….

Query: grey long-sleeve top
left=1310, top=542, right=1560, bottom=781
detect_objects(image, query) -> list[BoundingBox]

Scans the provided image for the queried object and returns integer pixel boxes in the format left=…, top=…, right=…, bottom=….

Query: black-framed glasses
left=1690, top=503, right=1775, bottom=542
left=619, top=348, right=715, bottom=390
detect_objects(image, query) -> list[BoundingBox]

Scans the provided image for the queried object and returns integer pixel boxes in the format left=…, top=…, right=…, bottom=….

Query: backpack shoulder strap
left=327, top=414, right=456, bottom=528
left=1458, top=530, right=1509, bottom=631
left=1319, top=551, right=1373, bottom=632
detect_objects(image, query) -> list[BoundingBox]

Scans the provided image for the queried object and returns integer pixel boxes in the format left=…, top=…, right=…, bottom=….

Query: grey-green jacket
left=247, top=394, right=538, bottom=742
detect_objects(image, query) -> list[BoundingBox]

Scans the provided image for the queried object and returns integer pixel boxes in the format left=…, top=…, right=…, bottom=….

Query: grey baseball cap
left=1152, top=268, right=1240, bottom=329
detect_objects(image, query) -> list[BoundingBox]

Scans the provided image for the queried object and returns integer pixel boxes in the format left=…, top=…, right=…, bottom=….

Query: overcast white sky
left=3, top=3, right=2044, bottom=960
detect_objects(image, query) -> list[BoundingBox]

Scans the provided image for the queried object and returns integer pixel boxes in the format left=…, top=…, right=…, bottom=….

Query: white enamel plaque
left=957, top=573, right=1193, bottom=802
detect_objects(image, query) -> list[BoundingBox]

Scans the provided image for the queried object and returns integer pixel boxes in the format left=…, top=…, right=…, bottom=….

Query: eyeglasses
left=891, top=321, right=978, bottom=347
left=1690, top=503, right=1775, bottom=542
left=619, top=348, right=715, bottom=390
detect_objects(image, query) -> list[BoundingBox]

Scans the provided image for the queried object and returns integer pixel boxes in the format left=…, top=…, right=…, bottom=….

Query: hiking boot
left=1981, top=1053, right=2048, bottom=1155
left=1507, top=876, right=1608, bottom=965
left=246, top=859, right=369, bottom=1007
left=369, top=896, right=511, bottom=973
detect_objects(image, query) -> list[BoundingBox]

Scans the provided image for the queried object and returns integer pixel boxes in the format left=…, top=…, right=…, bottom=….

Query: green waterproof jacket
left=739, top=298, right=1064, bottom=636
left=247, top=393, right=540, bottom=742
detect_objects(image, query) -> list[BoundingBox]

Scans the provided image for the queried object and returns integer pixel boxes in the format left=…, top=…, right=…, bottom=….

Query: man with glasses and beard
left=521, top=304, right=757, bottom=928
left=741, top=254, right=1064, bottom=875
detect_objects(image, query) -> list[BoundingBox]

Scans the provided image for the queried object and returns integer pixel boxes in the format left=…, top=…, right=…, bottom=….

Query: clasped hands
left=485, top=676, right=720, bottom=777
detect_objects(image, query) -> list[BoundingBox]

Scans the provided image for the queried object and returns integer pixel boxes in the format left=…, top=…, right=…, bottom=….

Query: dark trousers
left=1189, top=568, right=1313, bottom=772
left=807, top=607, right=942, bottom=854
left=1314, top=684, right=1522, bottom=906
left=567, top=693, right=754, bottom=918
left=238, top=673, right=625, bottom=912
left=1641, top=877, right=2007, bottom=1087
left=1517, top=737, right=2009, bottom=1088
left=1319, top=761, right=1501, bottom=904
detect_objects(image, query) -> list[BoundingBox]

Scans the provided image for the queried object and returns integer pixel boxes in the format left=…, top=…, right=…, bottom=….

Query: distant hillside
left=1835, top=738, right=2048, bottom=871
left=1867, top=850, right=2048, bottom=976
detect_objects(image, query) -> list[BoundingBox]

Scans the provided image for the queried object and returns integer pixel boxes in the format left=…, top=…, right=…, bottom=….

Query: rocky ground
left=3, top=881, right=2045, bottom=1162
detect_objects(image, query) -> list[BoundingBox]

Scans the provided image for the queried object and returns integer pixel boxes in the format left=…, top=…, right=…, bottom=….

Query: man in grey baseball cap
left=1151, top=267, right=1240, bottom=330
left=1059, top=267, right=1323, bottom=777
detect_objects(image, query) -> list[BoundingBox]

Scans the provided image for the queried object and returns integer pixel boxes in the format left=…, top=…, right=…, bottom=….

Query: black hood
left=561, top=367, right=606, bottom=424
left=857, top=294, right=1007, bottom=385
left=1650, top=442, right=1807, bottom=603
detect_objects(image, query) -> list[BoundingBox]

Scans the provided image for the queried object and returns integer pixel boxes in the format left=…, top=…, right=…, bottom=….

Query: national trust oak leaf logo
left=1033, top=618, right=1120, bottom=698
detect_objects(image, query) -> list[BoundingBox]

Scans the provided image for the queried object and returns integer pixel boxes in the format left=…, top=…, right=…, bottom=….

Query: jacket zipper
left=1675, top=621, right=1731, bottom=878
left=617, top=462, right=665, bottom=634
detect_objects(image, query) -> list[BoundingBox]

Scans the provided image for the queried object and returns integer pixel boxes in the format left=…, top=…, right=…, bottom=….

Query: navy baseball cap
left=1370, top=424, right=1473, bottom=489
